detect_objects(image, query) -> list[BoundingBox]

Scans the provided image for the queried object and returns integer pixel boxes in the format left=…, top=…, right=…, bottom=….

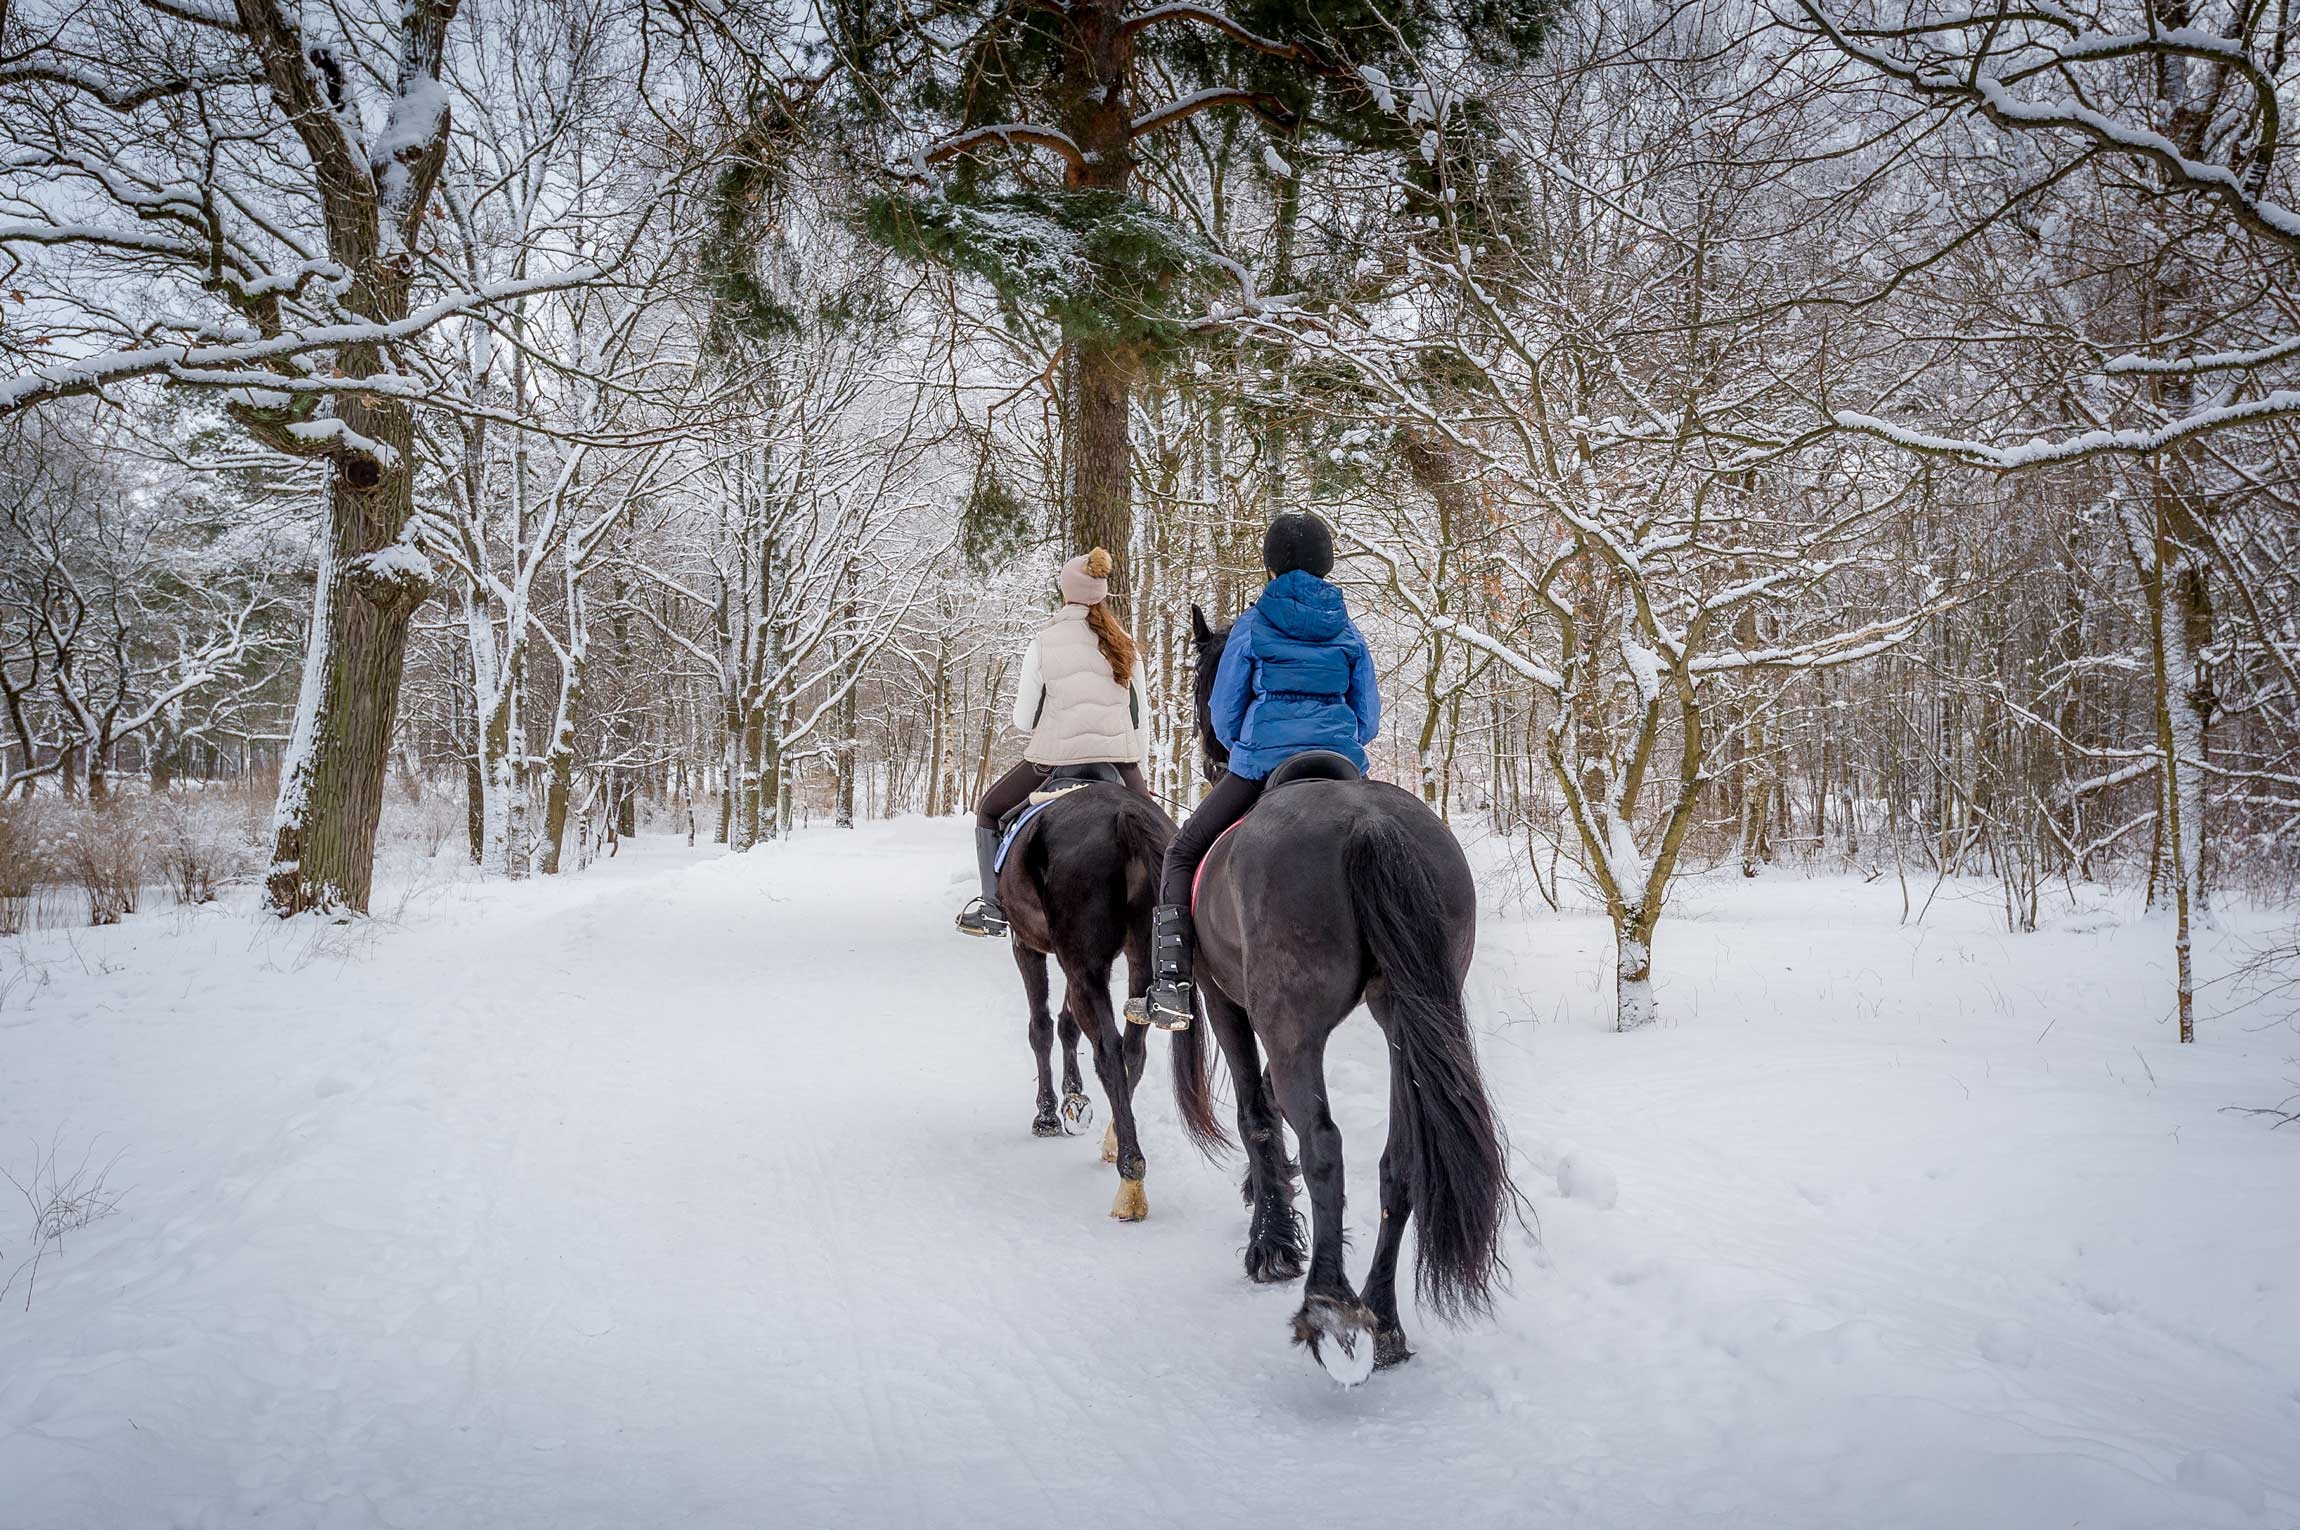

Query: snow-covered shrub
left=410, top=789, right=465, bottom=861
left=55, top=801, right=146, bottom=925
left=148, top=786, right=262, bottom=905
left=0, top=799, right=45, bottom=935
left=373, top=782, right=471, bottom=869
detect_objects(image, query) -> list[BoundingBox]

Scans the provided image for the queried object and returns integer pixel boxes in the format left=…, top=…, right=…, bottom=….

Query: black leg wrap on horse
left=1152, top=903, right=1191, bottom=979
left=1137, top=904, right=1195, bottom=1029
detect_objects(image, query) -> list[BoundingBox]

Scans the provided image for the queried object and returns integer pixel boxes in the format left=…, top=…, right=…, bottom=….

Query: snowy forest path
left=1, top=822, right=2296, bottom=1528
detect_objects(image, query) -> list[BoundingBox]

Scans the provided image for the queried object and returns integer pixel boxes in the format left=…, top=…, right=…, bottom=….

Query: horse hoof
left=1059, top=1093, right=1093, bottom=1136
left=1374, top=1330, right=1415, bottom=1370
left=1244, top=1242, right=1305, bottom=1286
left=1100, top=1122, right=1118, bottom=1164
left=1111, top=1179, right=1149, bottom=1221
left=1032, top=1112, right=1063, bottom=1138
left=1292, top=1296, right=1379, bottom=1387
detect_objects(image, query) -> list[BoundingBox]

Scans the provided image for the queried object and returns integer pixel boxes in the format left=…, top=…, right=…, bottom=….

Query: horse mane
left=1188, top=605, right=1232, bottom=772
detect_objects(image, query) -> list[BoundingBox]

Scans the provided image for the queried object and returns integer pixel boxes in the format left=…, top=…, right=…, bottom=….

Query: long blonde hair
left=1079, top=548, right=1137, bottom=685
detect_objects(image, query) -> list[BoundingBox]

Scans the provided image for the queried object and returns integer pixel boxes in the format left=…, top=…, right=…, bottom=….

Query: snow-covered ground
left=2, top=818, right=2295, bottom=1529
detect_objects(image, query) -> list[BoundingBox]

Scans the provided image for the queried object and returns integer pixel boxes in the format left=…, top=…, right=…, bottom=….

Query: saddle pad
left=1191, top=819, right=1247, bottom=915
left=991, top=781, right=1096, bottom=873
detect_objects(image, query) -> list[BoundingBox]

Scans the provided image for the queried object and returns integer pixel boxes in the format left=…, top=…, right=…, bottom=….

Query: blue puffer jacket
left=1209, top=570, right=1381, bottom=780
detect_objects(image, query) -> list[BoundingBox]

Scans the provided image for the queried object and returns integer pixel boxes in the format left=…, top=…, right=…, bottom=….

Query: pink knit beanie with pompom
left=1057, top=547, right=1112, bottom=605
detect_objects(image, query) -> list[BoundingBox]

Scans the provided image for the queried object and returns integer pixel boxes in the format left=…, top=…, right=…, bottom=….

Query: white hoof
left=1060, top=1093, right=1093, bottom=1136
left=1314, top=1328, right=1375, bottom=1387
left=1100, top=1121, right=1119, bottom=1164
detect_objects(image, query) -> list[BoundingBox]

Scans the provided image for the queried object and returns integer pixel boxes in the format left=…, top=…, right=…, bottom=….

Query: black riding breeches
left=1158, top=770, right=1264, bottom=908
left=976, top=760, right=1151, bottom=829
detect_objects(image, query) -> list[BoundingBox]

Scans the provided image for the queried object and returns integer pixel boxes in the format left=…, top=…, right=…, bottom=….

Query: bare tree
left=1789, top=0, right=2300, bottom=1038
left=0, top=408, right=284, bottom=799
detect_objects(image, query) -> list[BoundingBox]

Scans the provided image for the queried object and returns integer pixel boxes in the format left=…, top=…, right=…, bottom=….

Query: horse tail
left=1116, top=797, right=1230, bottom=1156
left=1169, top=998, right=1230, bottom=1156
left=1111, top=794, right=1165, bottom=912
left=1345, top=813, right=1517, bottom=1325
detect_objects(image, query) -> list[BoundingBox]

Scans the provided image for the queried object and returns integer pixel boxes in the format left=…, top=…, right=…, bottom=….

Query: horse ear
left=1190, top=603, right=1212, bottom=643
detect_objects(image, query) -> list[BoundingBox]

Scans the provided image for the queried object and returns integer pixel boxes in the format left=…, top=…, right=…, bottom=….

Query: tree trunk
left=149, top=722, right=177, bottom=794
left=1066, top=340, right=1138, bottom=590
left=539, top=743, right=573, bottom=873
left=469, top=587, right=531, bottom=884
left=834, top=683, right=858, bottom=830
left=924, top=643, right=949, bottom=817
left=719, top=670, right=743, bottom=848
left=461, top=705, right=485, bottom=865
left=833, top=577, right=858, bottom=828
left=1442, top=687, right=1463, bottom=816
left=757, top=693, right=783, bottom=843
left=86, top=736, right=112, bottom=802
left=538, top=667, right=580, bottom=874
left=479, top=676, right=529, bottom=881
left=1417, top=649, right=1444, bottom=805
left=610, top=575, right=636, bottom=839
left=541, top=564, right=593, bottom=874
left=1058, top=0, right=1138, bottom=601
left=1615, top=916, right=1656, bottom=1033
left=2140, top=518, right=2198, bottom=1044
left=2143, top=31, right=2214, bottom=928
left=734, top=698, right=764, bottom=851
left=973, top=659, right=1004, bottom=803
left=266, top=397, right=428, bottom=914
left=778, top=695, right=796, bottom=835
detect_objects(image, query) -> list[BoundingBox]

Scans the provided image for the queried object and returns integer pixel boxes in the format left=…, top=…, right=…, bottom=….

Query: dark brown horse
left=1170, top=606, right=1520, bottom=1383
left=995, top=780, right=1176, bottom=1220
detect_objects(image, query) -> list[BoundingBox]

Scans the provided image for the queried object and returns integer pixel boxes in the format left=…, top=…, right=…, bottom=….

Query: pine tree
left=815, top=0, right=1555, bottom=602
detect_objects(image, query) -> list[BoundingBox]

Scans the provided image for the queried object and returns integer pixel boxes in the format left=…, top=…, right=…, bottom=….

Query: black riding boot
left=956, top=825, right=1009, bottom=937
left=1134, top=903, right=1194, bottom=1030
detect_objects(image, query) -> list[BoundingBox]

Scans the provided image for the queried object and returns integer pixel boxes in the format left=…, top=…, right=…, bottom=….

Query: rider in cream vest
left=957, top=548, right=1156, bottom=938
left=1015, top=604, right=1145, bottom=766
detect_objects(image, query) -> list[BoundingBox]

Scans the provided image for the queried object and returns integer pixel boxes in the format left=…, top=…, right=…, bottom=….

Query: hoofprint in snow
left=1, top=818, right=2295, bottom=1528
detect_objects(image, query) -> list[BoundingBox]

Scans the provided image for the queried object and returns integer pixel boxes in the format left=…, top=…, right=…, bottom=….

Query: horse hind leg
left=1364, top=1067, right=1417, bottom=1367
left=1016, top=946, right=1062, bottom=1137
left=1112, top=1004, right=1150, bottom=1163
left=1066, top=959, right=1149, bottom=1221
left=1056, top=1005, right=1092, bottom=1135
left=1268, top=1026, right=1378, bottom=1385
left=1204, top=983, right=1302, bottom=1284
left=1361, top=989, right=1422, bottom=1368
left=1107, top=928, right=1151, bottom=1164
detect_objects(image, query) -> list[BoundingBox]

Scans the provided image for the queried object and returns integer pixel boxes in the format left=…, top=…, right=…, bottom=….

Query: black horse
left=1170, top=605, right=1519, bottom=1383
left=995, top=780, right=1176, bottom=1220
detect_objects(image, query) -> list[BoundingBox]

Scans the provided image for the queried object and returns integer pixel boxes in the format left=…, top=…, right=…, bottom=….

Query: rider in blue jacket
left=1139, top=512, right=1379, bottom=1028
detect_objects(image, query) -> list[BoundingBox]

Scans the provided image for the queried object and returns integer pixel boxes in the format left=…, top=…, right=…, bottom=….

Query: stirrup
left=956, top=898, right=1008, bottom=938
left=1136, top=979, right=1194, bottom=1032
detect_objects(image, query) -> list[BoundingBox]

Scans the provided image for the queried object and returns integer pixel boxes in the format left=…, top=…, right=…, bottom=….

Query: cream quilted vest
left=1018, top=605, right=1144, bottom=766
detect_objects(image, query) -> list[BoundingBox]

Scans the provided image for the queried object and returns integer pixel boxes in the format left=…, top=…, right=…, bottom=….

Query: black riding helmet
left=1262, top=511, right=1335, bottom=579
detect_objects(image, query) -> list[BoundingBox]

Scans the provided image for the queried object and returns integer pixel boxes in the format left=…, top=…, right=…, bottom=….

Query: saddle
left=1029, top=760, right=1124, bottom=800
left=1263, top=750, right=1362, bottom=791
left=992, top=763, right=1125, bottom=873
left=1192, top=751, right=1363, bottom=910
